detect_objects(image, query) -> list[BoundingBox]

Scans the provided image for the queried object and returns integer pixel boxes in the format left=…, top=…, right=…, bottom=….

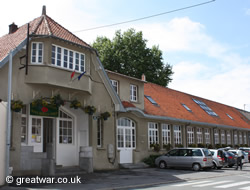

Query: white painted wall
left=0, top=102, right=7, bottom=186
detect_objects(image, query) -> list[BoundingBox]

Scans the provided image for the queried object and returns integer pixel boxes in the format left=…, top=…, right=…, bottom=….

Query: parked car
left=155, top=148, right=213, bottom=171
left=228, top=149, right=248, bottom=165
left=224, top=151, right=236, bottom=167
left=239, top=147, right=250, bottom=163
left=209, top=149, right=225, bottom=169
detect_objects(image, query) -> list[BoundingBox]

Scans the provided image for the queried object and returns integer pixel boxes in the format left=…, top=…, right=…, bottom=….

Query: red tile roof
left=122, top=101, right=136, bottom=108
left=144, top=82, right=250, bottom=129
left=0, top=14, right=91, bottom=62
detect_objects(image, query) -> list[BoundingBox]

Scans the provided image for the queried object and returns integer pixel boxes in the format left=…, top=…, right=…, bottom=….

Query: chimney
left=42, top=5, right=46, bottom=15
left=9, top=23, right=18, bottom=34
left=141, top=74, right=146, bottom=81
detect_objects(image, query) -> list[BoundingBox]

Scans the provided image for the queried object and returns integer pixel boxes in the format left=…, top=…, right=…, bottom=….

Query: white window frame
left=239, top=132, right=243, bottom=145
left=51, top=44, right=85, bottom=72
left=234, top=131, right=238, bottom=145
left=148, top=122, right=158, bottom=147
left=205, top=128, right=210, bottom=144
left=31, top=42, right=43, bottom=64
left=58, top=110, right=73, bottom=144
left=214, top=129, right=219, bottom=145
left=221, top=130, right=225, bottom=145
left=187, top=126, right=194, bottom=145
left=227, top=131, right=231, bottom=145
left=162, top=124, right=171, bottom=145
left=130, top=84, right=137, bottom=102
left=174, top=125, right=182, bottom=145
left=21, top=105, right=28, bottom=145
left=243, top=132, right=247, bottom=145
left=110, top=79, right=118, bottom=94
left=197, top=127, right=203, bottom=144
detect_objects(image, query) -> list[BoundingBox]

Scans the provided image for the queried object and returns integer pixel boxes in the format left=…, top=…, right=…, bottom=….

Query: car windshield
left=202, top=148, right=211, bottom=156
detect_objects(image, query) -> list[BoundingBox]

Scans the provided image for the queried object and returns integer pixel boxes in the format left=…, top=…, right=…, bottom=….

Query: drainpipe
left=6, top=51, right=13, bottom=179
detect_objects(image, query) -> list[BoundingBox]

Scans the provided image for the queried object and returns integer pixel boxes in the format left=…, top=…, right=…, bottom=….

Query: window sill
left=97, top=147, right=106, bottom=150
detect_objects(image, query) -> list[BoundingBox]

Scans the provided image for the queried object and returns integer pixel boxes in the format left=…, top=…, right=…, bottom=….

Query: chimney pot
left=141, top=74, right=146, bottom=81
left=9, top=22, right=18, bottom=34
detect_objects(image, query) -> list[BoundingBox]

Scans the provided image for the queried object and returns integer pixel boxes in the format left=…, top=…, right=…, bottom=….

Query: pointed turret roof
left=0, top=6, right=92, bottom=63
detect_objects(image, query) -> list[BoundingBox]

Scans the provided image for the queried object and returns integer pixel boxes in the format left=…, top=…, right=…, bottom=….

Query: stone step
left=55, top=166, right=87, bottom=176
left=119, top=162, right=149, bottom=169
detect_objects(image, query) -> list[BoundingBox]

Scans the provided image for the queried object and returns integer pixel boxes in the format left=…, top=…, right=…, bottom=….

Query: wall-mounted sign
left=30, top=104, right=58, bottom=117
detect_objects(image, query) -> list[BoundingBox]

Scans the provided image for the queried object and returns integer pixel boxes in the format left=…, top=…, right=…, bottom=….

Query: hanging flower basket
left=32, top=97, right=48, bottom=108
left=84, top=105, right=96, bottom=115
left=70, top=99, right=82, bottom=109
left=51, top=94, right=64, bottom=108
left=11, top=100, right=24, bottom=112
left=100, top=111, right=111, bottom=120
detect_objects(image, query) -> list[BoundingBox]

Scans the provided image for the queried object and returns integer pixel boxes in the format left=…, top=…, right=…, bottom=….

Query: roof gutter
left=0, top=38, right=28, bottom=68
left=126, top=107, right=250, bottom=131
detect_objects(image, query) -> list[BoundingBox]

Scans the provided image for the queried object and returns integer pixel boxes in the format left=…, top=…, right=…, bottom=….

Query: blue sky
left=1, top=0, right=250, bottom=111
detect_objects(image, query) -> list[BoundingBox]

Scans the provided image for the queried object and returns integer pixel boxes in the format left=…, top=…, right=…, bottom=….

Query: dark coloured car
left=224, top=151, right=235, bottom=167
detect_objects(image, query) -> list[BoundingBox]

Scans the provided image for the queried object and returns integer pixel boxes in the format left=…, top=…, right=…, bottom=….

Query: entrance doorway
left=43, top=118, right=54, bottom=158
left=117, top=118, right=136, bottom=164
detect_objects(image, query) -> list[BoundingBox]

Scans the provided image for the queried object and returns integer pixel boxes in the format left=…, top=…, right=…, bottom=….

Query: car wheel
left=228, top=165, right=233, bottom=168
left=192, top=163, right=201, bottom=171
left=159, top=161, right=167, bottom=169
left=217, top=167, right=222, bottom=169
left=212, top=162, right=217, bottom=169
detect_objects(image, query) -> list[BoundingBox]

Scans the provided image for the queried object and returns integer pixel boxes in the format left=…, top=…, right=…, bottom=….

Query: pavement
left=1, top=163, right=250, bottom=190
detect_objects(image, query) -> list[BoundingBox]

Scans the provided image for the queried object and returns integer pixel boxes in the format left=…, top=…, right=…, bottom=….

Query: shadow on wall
left=0, top=101, right=7, bottom=186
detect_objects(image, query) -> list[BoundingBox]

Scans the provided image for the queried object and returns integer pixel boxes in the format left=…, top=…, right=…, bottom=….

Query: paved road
left=1, top=163, right=250, bottom=190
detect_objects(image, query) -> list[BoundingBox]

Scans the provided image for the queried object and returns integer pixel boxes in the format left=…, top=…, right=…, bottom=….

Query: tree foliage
left=93, top=28, right=173, bottom=86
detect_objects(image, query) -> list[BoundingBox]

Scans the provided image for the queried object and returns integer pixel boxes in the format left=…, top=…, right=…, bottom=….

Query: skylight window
left=181, top=103, right=192, bottom=112
left=226, top=113, right=234, bottom=120
left=145, top=95, right=158, bottom=106
left=192, top=98, right=218, bottom=117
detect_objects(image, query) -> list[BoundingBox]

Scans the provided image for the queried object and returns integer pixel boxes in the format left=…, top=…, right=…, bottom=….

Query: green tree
left=93, top=28, right=173, bottom=86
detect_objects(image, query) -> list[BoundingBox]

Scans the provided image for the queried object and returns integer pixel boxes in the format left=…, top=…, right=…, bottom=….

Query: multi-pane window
left=148, top=122, right=158, bottom=146
left=130, top=84, right=137, bottom=102
left=59, top=110, right=73, bottom=144
left=52, top=45, right=85, bottom=72
left=221, top=130, right=225, bottom=145
left=31, top=42, right=43, bottom=64
left=174, top=125, right=182, bottom=145
left=187, top=126, right=194, bottom=145
left=239, top=132, right=243, bottom=145
left=227, top=131, right=231, bottom=145
left=117, top=118, right=136, bottom=149
left=234, top=131, right=238, bottom=145
left=110, top=79, right=118, bottom=94
left=214, top=129, right=219, bottom=144
left=97, top=119, right=103, bottom=147
left=31, top=118, right=42, bottom=143
left=21, top=105, right=27, bottom=144
left=193, top=98, right=218, bottom=117
left=243, top=132, right=247, bottom=145
left=197, top=127, right=203, bottom=144
left=162, top=124, right=171, bottom=145
left=205, top=128, right=210, bottom=144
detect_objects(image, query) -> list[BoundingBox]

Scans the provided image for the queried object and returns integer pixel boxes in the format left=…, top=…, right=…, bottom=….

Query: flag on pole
left=71, top=71, right=75, bottom=79
left=78, top=71, right=86, bottom=81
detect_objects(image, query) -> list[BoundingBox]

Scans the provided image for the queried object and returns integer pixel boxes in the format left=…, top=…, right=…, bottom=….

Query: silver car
left=155, top=148, right=213, bottom=171
left=209, top=149, right=225, bottom=169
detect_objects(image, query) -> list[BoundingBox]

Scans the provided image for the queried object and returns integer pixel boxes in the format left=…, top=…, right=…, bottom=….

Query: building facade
left=0, top=7, right=250, bottom=177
